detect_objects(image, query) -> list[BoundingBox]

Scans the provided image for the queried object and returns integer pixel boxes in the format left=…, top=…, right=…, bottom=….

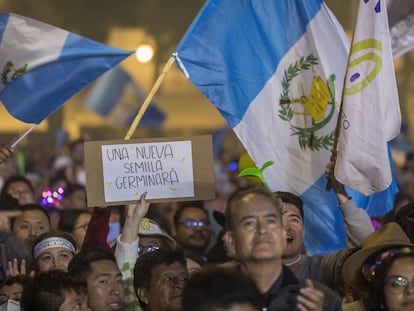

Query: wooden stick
left=326, top=2, right=360, bottom=191
left=124, top=56, right=175, bottom=140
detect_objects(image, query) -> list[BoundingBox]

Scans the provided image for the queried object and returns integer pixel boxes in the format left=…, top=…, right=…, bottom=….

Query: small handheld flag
left=85, top=66, right=165, bottom=129
left=0, top=13, right=133, bottom=124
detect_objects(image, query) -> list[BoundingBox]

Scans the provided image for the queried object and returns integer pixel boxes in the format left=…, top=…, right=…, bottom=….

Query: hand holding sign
left=120, top=192, right=150, bottom=244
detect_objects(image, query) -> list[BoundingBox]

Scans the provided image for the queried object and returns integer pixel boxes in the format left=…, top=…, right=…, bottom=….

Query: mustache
left=189, top=231, right=209, bottom=239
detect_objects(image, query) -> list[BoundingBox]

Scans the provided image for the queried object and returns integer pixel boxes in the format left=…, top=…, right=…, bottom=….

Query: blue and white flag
left=0, top=13, right=133, bottom=124
left=174, top=0, right=397, bottom=253
left=335, top=0, right=401, bottom=196
left=85, top=65, right=165, bottom=129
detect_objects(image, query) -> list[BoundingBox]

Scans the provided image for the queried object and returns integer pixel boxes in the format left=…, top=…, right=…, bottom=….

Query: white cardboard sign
left=101, top=140, right=194, bottom=202
left=84, top=135, right=215, bottom=206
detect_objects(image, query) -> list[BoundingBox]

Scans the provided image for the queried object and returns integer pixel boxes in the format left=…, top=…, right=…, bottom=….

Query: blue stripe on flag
left=0, top=14, right=10, bottom=43
left=348, top=145, right=399, bottom=217
left=302, top=175, right=346, bottom=253
left=0, top=15, right=132, bottom=124
left=176, top=0, right=324, bottom=128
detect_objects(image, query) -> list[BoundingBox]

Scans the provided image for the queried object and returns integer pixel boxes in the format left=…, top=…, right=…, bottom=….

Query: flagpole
left=11, top=124, right=37, bottom=149
left=326, top=1, right=360, bottom=191
left=124, top=56, right=175, bottom=140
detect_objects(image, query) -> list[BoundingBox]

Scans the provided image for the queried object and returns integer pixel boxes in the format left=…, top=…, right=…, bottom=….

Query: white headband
left=33, top=237, right=76, bottom=259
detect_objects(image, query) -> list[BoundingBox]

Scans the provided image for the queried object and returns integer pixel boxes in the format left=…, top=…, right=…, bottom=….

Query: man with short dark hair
left=224, top=187, right=341, bottom=311
left=171, top=201, right=212, bottom=254
left=68, top=248, right=124, bottom=311
left=11, top=204, right=51, bottom=251
left=134, top=249, right=188, bottom=311
left=277, top=172, right=374, bottom=297
left=21, top=270, right=89, bottom=311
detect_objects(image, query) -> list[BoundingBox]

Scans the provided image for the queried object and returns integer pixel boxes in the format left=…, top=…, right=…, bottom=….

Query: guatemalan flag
left=0, top=13, right=133, bottom=124
left=174, top=0, right=398, bottom=253
left=84, top=65, right=165, bottom=129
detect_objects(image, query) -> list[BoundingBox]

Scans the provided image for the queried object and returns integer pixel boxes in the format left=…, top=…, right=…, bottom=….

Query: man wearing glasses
left=171, top=201, right=212, bottom=255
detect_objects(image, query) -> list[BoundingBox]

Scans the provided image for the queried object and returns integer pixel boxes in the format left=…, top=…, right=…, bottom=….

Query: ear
left=137, top=288, right=149, bottom=305
left=223, top=231, right=236, bottom=258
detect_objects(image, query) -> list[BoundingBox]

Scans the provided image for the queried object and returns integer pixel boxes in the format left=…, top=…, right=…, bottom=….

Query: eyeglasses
left=178, top=220, right=209, bottom=228
left=386, top=275, right=414, bottom=293
left=138, top=245, right=160, bottom=255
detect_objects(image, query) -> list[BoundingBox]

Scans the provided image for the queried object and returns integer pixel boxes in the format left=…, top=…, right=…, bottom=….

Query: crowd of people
left=0, top=138, right=413, bottom=311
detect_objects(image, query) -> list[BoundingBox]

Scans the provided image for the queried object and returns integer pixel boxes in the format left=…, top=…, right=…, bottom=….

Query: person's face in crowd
left=12, top=210, right=50, bottom=248
left=227, top=193, right=286, bottom=263
left=383, top=256, right=414, bottom=311
left=138, top=236, right=162, bottom=255
left=72, top=212, right=91, bottom=249
left=59, top=289, right=91, bottom=311
left=7, top=181, right=35, bottom=205
left=71, top=143, right=85, bottom=166
left=86, top=260, right=124, bottom=311
left=36, top=247, right=74, bottom=272
left=173, top=207, right=211, bottom=253
left=282, top=203, right=305, bottom=262
left=138, top=262, right=188, bottom=311
left=0, top=282, right=24, bottom=304
left=64, top=189, right=87, bottom=210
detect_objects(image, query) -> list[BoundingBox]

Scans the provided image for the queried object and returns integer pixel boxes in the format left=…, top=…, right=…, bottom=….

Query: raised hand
left=0, top=145, right=13, bottom=164
left=120, top=192, right=150, bottom=243
left=297, top=279, right=324, bottom=311
left=7, top=258, right=35, bottom=278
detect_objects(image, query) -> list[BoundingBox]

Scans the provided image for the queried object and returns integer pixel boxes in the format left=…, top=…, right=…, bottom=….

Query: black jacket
left=265, top=265, right=342, bottom=311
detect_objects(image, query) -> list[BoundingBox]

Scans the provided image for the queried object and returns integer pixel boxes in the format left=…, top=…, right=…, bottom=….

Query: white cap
left=138, top=218, right=176, bottom=248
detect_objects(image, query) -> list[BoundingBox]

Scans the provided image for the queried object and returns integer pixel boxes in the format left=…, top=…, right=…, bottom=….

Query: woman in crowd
left=342, top=222, right=414, bottom=311
left=31, top=231, right=77, bottom=273
left=364, top=246, right=414, bottom=311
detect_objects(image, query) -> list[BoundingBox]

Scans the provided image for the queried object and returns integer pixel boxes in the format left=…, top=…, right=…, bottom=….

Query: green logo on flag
left=278, top=54, right=336, bottom=151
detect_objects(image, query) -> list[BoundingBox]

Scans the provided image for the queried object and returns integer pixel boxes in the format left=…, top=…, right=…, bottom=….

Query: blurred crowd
left=0, top=138, right=412, bottom=311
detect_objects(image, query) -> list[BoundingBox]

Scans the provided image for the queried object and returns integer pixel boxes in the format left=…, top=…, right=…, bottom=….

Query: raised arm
left=114, top=193, right=149, bottom=311
left=325, top=160, right=374, bottom=247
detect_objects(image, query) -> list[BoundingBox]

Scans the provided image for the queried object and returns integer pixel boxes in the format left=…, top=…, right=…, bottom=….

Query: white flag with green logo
left=335, top=0, right=401, bottom=195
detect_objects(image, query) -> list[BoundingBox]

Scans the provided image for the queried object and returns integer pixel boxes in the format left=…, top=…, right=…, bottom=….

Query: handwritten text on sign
left=101, top=141, right=194, bottom=202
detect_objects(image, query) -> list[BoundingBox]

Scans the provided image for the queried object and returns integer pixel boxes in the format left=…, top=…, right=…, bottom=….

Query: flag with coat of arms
left=0, top=13, right=133, bottom=124
left=174, top=0, right=398, bottom=253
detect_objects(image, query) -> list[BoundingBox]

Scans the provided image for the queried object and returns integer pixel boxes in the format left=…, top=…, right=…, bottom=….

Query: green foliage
left=239, top=160, right=274, bottom=193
